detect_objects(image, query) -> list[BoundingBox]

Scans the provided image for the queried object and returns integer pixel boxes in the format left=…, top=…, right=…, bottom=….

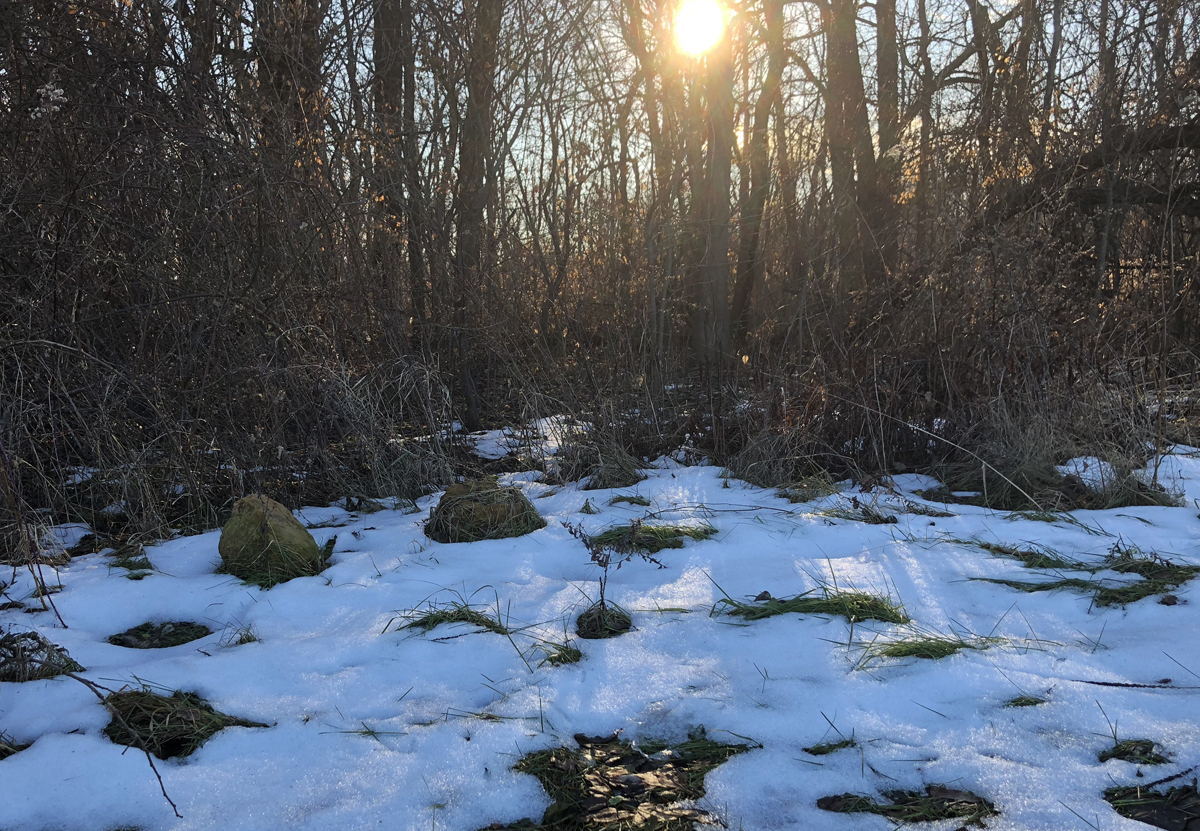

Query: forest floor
left=3, top=428, right=1200, bottom=830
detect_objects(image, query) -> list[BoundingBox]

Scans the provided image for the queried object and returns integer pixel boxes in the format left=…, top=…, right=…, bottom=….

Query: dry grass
left=425, top=479, right=546, bottom=543
left=108, top=621, right=212, bottom=649
left=102, top=688, right=268, bottom=760
left=493, top=728, right=752, bottom=830
left=818, top=785, right=997, bottom=825
left=0, top=629, right=84, bottom=682
left=575, top=602, right=632, bottom=640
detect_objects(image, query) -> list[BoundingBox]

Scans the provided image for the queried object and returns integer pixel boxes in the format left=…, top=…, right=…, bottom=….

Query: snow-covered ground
left=4, top=446, right=1200, bottom=830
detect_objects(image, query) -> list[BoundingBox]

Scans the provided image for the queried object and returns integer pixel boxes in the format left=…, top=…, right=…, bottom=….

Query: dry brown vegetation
left=2, top=0, right=1198, bottom=544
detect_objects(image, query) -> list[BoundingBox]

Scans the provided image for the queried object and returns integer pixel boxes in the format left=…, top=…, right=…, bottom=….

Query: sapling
left=563, top=519, right=664, bottom=638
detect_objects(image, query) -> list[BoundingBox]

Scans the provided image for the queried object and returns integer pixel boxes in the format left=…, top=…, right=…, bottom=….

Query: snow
left=4, top=450, right=1200, bottom=830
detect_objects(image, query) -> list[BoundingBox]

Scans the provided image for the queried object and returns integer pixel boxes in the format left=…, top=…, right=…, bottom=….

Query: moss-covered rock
left=218, top=495, right=325, bottom=588
left=425, top=479, right=546, bottom=543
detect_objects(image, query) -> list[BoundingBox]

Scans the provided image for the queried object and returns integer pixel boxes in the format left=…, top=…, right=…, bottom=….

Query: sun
left=674, top=0, right=726, bottom=57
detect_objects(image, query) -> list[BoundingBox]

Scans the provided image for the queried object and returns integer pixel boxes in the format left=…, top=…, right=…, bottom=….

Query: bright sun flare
left=674, top=0, right=726, bottom=56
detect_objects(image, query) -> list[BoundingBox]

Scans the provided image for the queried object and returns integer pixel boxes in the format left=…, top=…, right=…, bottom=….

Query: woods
left=2, top=0, right=1199, bottom=532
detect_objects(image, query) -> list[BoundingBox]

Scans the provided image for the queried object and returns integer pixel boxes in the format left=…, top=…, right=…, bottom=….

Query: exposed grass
left=0, top=629, right=85, bottom=681
left=857, top=628, right=1001, bottom=667
left=1099, top=739, right=1169, bottom=765
left=974, top=540, right=1085, bottom=570
left=489, top=727, right=752, bottom=830
left=217, top=535, right=335, bottom=589
left=716, top=588, right=909, bottom=625
left=219, top=621, right=259, bottom=647
left=582, top=445, right=646, bottom=491
left=590, top=522, right=716, bottom=554
left=0, top=730, right=29, bottom=760
left=776, top=473, right=841, bottom=504
left=109, top=543, right=153, bottom=578
left=900, top=499, right=956, bottom=518
left=976, top=544, right=1199, bottom=607
left=102, top=688, right=269, bottom=760
left=398, top=602, right=513, bottom=636
left=1105, top=781, right=1200, bottom=827
left=575, top=602, right=632, bottom=640
left=818, top=501, right=898, bottom=525
left=818, top=785, right=998, bottom=826
left=804, top=737, right=857, bottom=755
left=537, top=641, right=583, bottom=667
left=579, top=499, right=599, bottom=515
left=609, top=494, right=650, bottom=507
left=1004, top=695, right=1048, bottom=708
left=108, top=621, right=212, bottom=649
left=425, top=478, right=546, bottom=544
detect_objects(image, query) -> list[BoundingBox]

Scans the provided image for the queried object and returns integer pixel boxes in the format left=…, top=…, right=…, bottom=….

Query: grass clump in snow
left=0, top=730, right=30, bottom=760
left=109, top=543, right=154, bottom=580
left=426, top=478, right=546, bottom=543
left=0, top=629, right=84, bottom=681
left=1099, top=739, right=1169, bottom=766
left=974, top=540, right=1085, bottom=570
left=575, top=602, right=632, bottom=640
left=975, top=542, right=1198, bottom=607
left=609, top=494, right=650, bottom=507
left=488, top=727, right=751, bottom=830
left=777, top=473, right=841, bottom=504
left=537, top=640, right=583, bottom=667
left=818, top=785, right=998, bottom=826
left=219, top=621, right=259, bottom=646
left=716, top=587, right=908, bottom=625
left=590, top=522, right=716, bottom=554
left=1105, top=780, right=1200, bottom=828
left=804, top=737, right=857, bottom=756
left=103, top=687, right=268, bottom=760
left=856, top=627, right=1000, bottom=667
left=108, top=621, right=212, bottom=649
left=1003, top=695, right=1048, bottom=708
left=396, top=602, right=514, bottom=637
left=579, top=499, right=599, bottom=515
left=817, top=499, right=897, bottom=525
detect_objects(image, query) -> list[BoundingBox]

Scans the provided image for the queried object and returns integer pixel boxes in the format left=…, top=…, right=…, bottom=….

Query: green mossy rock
left=425, top=478, right=546, bottom=543
left=218, top=495, right=324, bottom=588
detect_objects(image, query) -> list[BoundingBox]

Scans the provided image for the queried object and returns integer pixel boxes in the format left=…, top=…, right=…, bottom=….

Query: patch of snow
left=3, top=457, right=1200, bottom=829
left=1057, top=456, right=1117, bottom=491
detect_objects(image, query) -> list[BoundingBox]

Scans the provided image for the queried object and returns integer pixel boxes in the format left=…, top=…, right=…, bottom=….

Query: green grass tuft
left=400, top=603, right=513, bottom=636
left=718, top=588, right=908, bottom=625
left=537, top=641, right=583, bottom=667
left=608, top=494, right=650, bottom=506
left=579, top=499, right=599, bottom=515
left=1099, top=739, right=1169, bottom=765
left=974, top=540, right=1084, bottom=570
left=575, top=602, right=632, bottom=640
left=590, top=522, right=716, bottom=554
left=1004, top=695, right=1048, bottom=708
left=804, top=737, right=857, bottom=755
left=858, top=629, right=1001, bottom=666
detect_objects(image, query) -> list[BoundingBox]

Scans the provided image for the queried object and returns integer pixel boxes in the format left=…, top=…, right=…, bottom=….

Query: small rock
left=754, top=591, right=772, bottom=602
left=1160, top=594, right=1179, bottom=606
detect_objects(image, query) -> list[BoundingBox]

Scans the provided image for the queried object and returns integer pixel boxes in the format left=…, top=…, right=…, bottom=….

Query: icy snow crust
left=4, top=452, right=1200, bottom=830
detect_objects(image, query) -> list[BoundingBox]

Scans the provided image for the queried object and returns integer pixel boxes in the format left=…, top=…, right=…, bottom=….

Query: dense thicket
left=2, top=0, right=1198, bottom=533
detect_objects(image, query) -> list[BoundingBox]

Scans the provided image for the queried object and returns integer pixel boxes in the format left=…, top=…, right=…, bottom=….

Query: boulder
left=218, top=494, right=324, bottom=587
left=426, top=478, right=546, bottom=543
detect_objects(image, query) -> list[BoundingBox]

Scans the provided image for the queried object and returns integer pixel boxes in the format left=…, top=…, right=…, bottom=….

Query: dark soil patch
left=482, top=727, right=752, bottom=830
left=103, top=688, right=268, bottom=759
left=818, top=785, right=998, bottom=826
left=1106, top=781, right=1200, bottom=830
left=108, top=621, right=212, bottom=649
